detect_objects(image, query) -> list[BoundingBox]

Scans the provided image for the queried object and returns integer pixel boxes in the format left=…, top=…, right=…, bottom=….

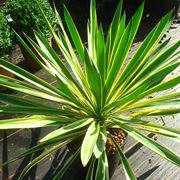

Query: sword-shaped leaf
left=85, top=157, right=96, bottom=180
left=111, top=135, right=136, bottom=180
left=93, top=127, right=107, bottom=158
left=121, top=125, right=180, bottom=166
left=106, top=0, right=123, bottom=67
left=53, top=148, right=80, bottom=180
left=40, top=118, right=93, bottom=142
left=138, top=76, right=180, bottom=100
left=95, top=150, right=109, bottom=180
left=105, top=3, right=144, bottom=99
left=96, top=24, right=106, bottom=85
left=114, top=10, right=173, bottom=96
left=81, top=121, right=100, bottom=166
left=0, top=60, right=61, bottom=96
left=133, top=108, right=180, bottom=116
left=123, top=92, right=180, bottom=111
left=18, top=140, right=71, bottom=180
left=112, top=117, right=180, bottom=140
left=84, top=48, right=102, bottom=111
left=0, top=106, right=75, bottom=116
left=88, top=0, right=98, bottom=60
left=128, top=41, right=180, bottom=87
left=0, top=75, right=65, bottom=103
left=0, top=93, right=49, bottom=107
left=64, top=6, right=84, bottom=61
left=0, top=115, right=74, bottom=129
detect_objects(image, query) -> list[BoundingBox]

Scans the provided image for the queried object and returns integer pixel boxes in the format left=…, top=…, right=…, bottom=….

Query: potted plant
left=3, top=0, right=56, bottom=69
left=0, top=0, right=7, bottom=10
left=0, top=0, right=179, bottom=179
left=0, top=12, right=15, bottom=92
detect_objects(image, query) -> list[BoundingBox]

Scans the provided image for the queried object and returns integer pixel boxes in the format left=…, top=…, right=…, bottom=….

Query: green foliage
left=3, top=0, right=56, bottom=39
left=0, top=12, right=13, bottom=59
left=0, top=0, right=180, bottom=179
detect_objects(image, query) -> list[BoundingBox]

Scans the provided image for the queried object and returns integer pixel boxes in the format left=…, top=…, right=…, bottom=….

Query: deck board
left=112, top=25, right=180, bottom=180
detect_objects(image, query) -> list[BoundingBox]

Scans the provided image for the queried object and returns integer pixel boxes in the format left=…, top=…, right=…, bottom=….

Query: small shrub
left=0, top=12, right=13, bottom=59
left=3, top=0, right=56, bottom=39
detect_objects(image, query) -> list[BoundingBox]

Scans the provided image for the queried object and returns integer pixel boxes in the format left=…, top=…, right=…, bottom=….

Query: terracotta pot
left=19, top=38, right=52, bottom=69
left=0, top=114, right=12, bottom=120
left=66, top=130, right=128, bottom=179
left=0, top=0, right=7, bottom=10
left=0, top=55, right=15, bottom=92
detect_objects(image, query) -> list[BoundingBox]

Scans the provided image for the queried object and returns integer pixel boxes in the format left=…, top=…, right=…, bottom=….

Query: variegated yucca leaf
left=0, top=0, right=179, bottom=179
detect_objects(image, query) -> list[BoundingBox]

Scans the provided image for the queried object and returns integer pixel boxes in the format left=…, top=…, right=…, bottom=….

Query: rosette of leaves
left=3, top=0, right=56, bottom=39
left=0, top=0, right=180, bottom=179
left=0, top=12, right=13, bottom=60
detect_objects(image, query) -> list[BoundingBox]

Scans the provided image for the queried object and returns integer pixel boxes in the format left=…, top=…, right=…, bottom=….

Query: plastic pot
left=66, top=131, right=128, bottom=179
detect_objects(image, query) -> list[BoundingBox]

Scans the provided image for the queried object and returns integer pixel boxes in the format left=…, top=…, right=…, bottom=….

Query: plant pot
left=0, top=0, right=7, bottom=10
left=66, top=129, right=127, bottom=179
left=0, top=55, right=15, bottom=92
left=0, top=114, right=12, bottom=120
left=18, top=38, right=52, bottom=69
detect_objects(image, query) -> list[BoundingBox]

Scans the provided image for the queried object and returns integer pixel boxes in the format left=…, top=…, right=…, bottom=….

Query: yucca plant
left=0, top=0, right=179, bottom=179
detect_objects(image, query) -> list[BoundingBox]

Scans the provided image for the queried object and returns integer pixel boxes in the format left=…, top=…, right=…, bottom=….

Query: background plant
left=3, top=0, right=56, bottom=39
left=0, top=0, right=179, bottom=179
left=0, top=12, right=13, bottom=60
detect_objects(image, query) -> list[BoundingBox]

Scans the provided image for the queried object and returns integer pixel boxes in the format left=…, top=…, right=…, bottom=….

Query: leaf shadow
left=1, top=128, right=84, bottom=180
left=137, top=165, right=160, bottom=180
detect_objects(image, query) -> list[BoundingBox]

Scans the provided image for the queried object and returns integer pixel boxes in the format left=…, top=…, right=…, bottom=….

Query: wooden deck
left=112, top=24, right=180, bottom=180
left=0, top=22, right=179, bottom=180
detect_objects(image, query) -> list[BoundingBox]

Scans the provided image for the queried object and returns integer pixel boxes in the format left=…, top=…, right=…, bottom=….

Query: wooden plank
left=112, top=25, right=180, bottom=180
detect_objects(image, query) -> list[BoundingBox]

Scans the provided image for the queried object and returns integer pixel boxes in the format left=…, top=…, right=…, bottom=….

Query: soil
left=106, top=128, right=127, bottom=154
